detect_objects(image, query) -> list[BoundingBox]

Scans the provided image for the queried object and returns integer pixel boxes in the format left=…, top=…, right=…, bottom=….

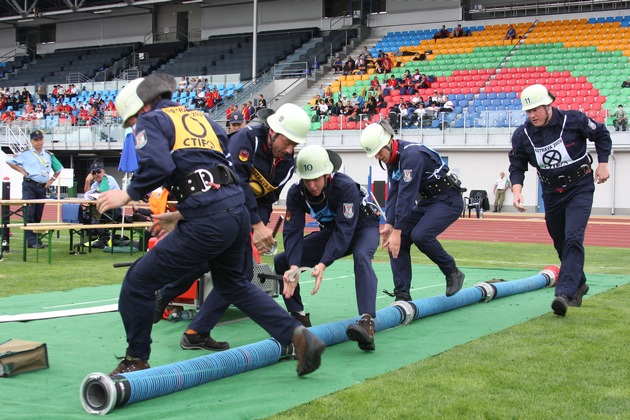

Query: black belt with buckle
left=170, top=164, right=238, bottom=202
left=419, top=177, right=453, bottom=199
left=24, top=178, right=46, bottom=188
left=538, top=164, right=592, bottom=188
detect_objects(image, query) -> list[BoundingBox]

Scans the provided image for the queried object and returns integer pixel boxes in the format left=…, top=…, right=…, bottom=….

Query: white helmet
left=360, top=123, right=392, bottom=158
left=116, top=74, right=177, bottom=127
left=296, top=145, right=335, bottom=179
left=520, top=84, right=554, bottom=111
left=266, top=103, right=310, bottom=144
left=116, top=78, right=145, bottom=127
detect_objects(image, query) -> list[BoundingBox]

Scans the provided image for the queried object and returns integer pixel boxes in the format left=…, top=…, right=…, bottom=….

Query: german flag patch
left=239, top=149, right=250, bottom=162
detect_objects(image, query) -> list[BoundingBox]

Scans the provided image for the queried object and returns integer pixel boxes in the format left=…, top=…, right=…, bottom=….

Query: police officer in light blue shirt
left=5, top=130, right=63, bottom=248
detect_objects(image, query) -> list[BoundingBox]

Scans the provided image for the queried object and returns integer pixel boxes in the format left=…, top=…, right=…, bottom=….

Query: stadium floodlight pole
left=80, top=265, right=559, bottom=415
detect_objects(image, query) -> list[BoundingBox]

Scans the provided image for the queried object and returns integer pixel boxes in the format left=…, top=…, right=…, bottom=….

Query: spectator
left=37, top=83, right=47, bottom=101
left=316, top=99, right=329, bottom=118
left=332, top=54, right=343, bottom=74
left=613, top=104, right=627, bottom=131
left=225, top=104, right=237, bottom=131
left=83, top=161, right=122, bottom=248
left=622, top=77, right=630, bottom=88
left=361, top=46, right=373, bottom=60
left=246, top=101, right=256, bottom=121
left=433, top=25, right=449, bottom=41
left=343, top=55, right=355, bottom=75
left=177, top=76, right=188, bottom=92
left=240, top=102, right=250, bottom=121
left=452, top=24, right=464, bottom=38
left=381, top=53, right=393, bottom=73
left=228, top=110, right=246, bottom=133
left=191, top=92, right=206, bottom=109
left=356, top=54, right=368, bottom=74
left=440, top=97, right=455, bottom=113
left=374, top=59, right=385, bottom=74
left=505, top=24, right=517, bottom=41
left=257, top=94, right=267, bottom=110
left=330, top=99, right=343, bottom=116
left=210, top=87, right=222, bottom=107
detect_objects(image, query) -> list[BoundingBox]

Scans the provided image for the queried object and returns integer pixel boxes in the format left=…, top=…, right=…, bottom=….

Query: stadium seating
left=314, top=16, right=630, bottom=130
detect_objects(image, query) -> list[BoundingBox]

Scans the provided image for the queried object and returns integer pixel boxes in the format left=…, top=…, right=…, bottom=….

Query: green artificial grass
left=2, top=227, right=629, bottom=419
left=270, top=284, right=630, bottom=419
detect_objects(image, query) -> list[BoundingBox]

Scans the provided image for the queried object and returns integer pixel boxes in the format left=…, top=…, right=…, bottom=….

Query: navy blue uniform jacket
left=509, top=108, right=611, bottom=189
left=125, top=99, right=244, bottom=218
left=385, top=140, right=450, bottom=230
left=228, top=124, right=295, bottom=225
left=283, top=172, right=373, bottom=267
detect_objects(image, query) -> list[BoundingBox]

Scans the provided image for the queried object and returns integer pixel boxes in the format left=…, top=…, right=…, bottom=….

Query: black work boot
left=552, top=294, right=573, bottom=316
left=445, top=268, right=465, bottom=296
left=291, top=326, right=325, bottom=376
left=569, top=284, right=589, bottom=307
left=346, top=315, right=376, bottom=351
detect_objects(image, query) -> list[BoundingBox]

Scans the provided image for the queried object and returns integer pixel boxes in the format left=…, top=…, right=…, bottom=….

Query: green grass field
left=2, top=228, right=629, bottom=418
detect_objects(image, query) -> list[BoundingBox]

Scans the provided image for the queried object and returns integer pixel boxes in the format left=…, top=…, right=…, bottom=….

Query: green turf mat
left=0, top=262, right=628, bottom=419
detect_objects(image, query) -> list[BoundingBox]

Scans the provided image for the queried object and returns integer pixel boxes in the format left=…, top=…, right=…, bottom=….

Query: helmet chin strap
left=378, top=139, right=398, bottom=170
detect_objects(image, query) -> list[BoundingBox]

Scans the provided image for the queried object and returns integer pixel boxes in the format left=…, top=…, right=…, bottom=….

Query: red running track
left=270, top=212, right=630, bottom=249
left=11, top=206, right=630, bottom=249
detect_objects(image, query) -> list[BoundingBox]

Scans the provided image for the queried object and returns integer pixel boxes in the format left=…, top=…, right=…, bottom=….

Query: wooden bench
left=19, top=222, right=153, bottom=263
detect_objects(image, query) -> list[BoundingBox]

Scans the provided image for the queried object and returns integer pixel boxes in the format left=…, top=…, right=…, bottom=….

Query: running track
left=16, top=206, right=630, bottom=249
left=269, top=211, right=630, bottom=249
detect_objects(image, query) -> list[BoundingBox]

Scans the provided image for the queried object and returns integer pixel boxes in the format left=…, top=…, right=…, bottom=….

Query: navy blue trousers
left=156, top=242, right=255, bottom=321
left=22, top=181, right=46, bottom=246
left=542, top=178, right=594, bottom=299
left=273, top=222, right=380, bottom=317
left=118, top=204, right=298, bottom=360
left=391, top=189, right=463, bottom=295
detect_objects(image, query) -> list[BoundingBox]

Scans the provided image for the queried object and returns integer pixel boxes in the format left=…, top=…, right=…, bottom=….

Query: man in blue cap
left=5, top=130, right=63, bottom=248
left=82, top=161, right=122, bottom=248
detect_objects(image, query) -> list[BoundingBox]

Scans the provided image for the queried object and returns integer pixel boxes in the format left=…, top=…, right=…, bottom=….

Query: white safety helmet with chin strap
left=266, top=103, right=310, bottom=144
left=520, top=84, right=555, bottom=111
left=296, top=145, right=335, bottom=179
left=360, top=122, right=394, bottom=158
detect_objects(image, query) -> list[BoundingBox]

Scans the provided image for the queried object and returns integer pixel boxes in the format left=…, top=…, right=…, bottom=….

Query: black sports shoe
left=445, top=268, right=465, bottom=296
left=346, top=315, right=375, bottom=351
left=180, top=332, right=230, bottom=351
left=552, top=294, right=572, bottom=317
left=153, top=289, right=169, bottom=324
left=569, top=284, right=590, bottom=307
left=28, top=243, right=47, bottom=249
